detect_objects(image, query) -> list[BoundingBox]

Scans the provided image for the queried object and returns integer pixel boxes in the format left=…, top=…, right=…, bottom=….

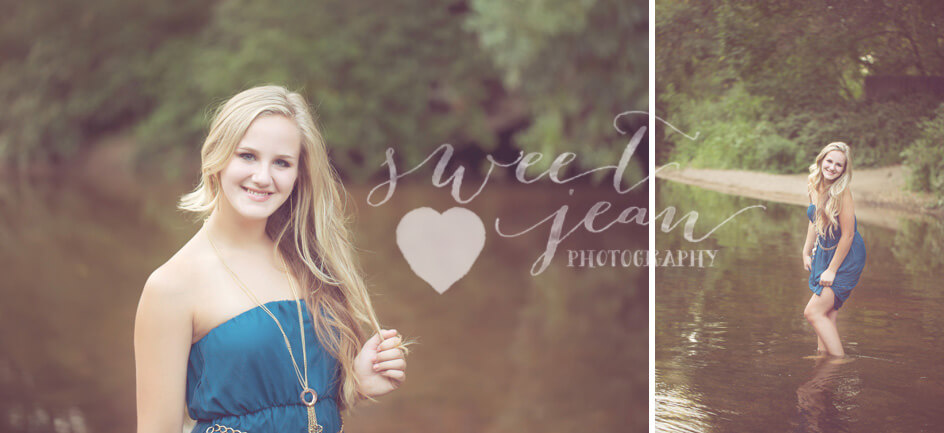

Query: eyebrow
left=237, top=146, right=298, bottom=160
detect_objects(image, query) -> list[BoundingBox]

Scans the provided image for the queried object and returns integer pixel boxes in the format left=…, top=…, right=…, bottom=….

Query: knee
left=803, top=305, right=818, bottom=323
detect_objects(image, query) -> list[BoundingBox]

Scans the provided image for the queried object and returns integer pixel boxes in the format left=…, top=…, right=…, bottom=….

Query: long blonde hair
left=179, top=85, right=406, bottom=411
left=807, top=141, right=853, bottom=238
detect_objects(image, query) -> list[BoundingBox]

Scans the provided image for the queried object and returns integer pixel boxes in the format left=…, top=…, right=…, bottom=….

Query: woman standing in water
left=801, top=142, right=866, bottom=358
left=134, top=85, right=410, bottom=432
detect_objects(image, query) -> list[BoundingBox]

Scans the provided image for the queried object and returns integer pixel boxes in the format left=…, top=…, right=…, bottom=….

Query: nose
left=250, top=164, right=273, bottom=187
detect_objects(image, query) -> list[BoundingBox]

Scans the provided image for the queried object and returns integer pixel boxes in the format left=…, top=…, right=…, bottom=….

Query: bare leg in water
left=815, top=309, right=838, bottom=353
left=804, top=287, right=844, bottom=357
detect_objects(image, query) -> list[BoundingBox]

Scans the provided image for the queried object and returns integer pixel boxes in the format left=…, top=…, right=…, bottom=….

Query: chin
left=247, top=200, right=288, bottom=218
left=236, top=207, right=278, bottom=221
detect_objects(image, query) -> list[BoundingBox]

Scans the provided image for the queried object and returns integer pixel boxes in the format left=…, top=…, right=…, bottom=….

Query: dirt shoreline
left=655, top=164, right=942, bottom=231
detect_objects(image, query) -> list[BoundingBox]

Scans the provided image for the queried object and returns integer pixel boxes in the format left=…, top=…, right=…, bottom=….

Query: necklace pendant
left=301, top=388, right=323, bottom=433
left=307, top=405, right=323, bottom=433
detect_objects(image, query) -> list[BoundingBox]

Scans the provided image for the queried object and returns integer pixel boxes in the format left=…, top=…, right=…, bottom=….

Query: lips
left=242, top=186, right=274, bottom=200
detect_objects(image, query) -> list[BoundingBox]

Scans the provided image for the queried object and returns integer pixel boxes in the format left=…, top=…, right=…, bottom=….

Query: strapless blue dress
left=187, top=299, right=343, bottom=433
left=807, top=204, right=866, bottom=309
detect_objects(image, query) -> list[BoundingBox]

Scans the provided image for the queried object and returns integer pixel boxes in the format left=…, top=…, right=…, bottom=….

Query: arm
left=134, top=268, right=193, bottom=433
left=802, top=221, right=816, bottom=271
left=802, top=216, right=817, bottom=256
left=802, top=187, right=816, bottom=270
left=825, top=190, right=856, bottom=274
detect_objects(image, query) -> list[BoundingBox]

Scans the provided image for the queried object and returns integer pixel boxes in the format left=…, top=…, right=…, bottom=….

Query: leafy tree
left=2, top=0, right=647, bottom=182
left=656, top=0, right=944, bottom=197
left=136, top=0, right=500, bottom=180
left=902, top=104, right=944, bottom=204
left=467, top=0, right=649, bottom=177
left=0, top=0, right=212, bottom=170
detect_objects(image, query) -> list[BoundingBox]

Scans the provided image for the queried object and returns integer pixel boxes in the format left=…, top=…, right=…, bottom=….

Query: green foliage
left=467, top=0, right=598, bottom=88
left=775, top=96, right=938, bottom=168
left=664, top=84, right=935, bottom=172
left=2, top=0, right=647, bottom=182
left=657, top=0, right=944, bottom=185
left=902, top=104, right=944, bottom=203
left=467, top=0, right=648, bottom=179
left=713, top=0, right=861, bottom=109
left=655, top=0, right=726, bottom=100
left=0, top=0, right=212, bottom=169
left=136, top=0, right=500, bottom=180
left=663, top=83, right=804, bottom=173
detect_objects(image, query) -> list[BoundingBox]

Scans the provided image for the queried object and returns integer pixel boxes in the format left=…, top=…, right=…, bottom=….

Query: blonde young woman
left=801, top=142, right=866, bottom=358
left=134, top=85, right=410, bottom=433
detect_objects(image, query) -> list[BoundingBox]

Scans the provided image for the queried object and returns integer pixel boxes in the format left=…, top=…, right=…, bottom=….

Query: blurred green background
left=0, top=1, right=648, bottom=432
left=0, top=0, right=647, bottom=181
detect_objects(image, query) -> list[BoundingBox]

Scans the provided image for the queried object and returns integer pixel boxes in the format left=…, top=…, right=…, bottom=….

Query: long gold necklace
left=207, top=230, right=324, bottom=433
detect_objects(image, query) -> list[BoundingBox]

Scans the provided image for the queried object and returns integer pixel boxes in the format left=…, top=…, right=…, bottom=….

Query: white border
left=648, top=0, right=656, bottom=430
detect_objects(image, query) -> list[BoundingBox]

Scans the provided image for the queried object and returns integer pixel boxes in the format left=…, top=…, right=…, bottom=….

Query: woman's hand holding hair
left=354, top=329, right=407, bottom=399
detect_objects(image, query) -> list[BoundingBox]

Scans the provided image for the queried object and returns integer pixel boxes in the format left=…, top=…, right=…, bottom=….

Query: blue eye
left=239, top=153, right=255, bottom=161
left=276, top=159, right=291, bottom=168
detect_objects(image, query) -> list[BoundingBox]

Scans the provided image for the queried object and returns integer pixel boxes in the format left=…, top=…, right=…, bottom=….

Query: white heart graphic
left=395, top=207, right=486, bottom=294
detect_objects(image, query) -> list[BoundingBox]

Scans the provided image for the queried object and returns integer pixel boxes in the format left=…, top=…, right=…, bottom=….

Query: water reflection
left=654, top=376, right=717, bottom=433
left=656, top=180, right=944, bottom=433
left=793, top=358, right=853, bottom=433
left=0, top=176, right=647, bottom=433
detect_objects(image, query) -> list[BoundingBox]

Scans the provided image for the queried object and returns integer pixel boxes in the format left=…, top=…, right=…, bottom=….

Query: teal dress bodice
left=186, top=300, right=343, bottom=432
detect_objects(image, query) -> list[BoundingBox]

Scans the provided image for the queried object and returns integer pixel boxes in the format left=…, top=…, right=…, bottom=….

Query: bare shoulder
left=137, top=262, right=192, bottom=337
left=837, top=187, right=856, bottom=221
left=841, top=187, right=855, bottom=205
left=843, top=187, right=856, bottom=206
left=142, top=261, right=191, bottom=305
left=137, top=233, right=213, bottom=331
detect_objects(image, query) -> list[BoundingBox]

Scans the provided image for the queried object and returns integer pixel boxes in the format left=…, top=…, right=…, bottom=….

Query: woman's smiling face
left=821, top=149, right=846, bottom=182
left=219, top=115, right=302, bottom=221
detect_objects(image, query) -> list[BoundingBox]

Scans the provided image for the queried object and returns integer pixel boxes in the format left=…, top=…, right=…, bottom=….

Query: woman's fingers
left=374, top=347, right=405, bottom=363
left=372, top=329, right=406, bottom=379
left=377, top=334, right=402, bottom=351
left=363, top=329, right=394, bottom=357
left=372, top=358, right=406, bottom=372
left=382, top=369, right=405, bottom=381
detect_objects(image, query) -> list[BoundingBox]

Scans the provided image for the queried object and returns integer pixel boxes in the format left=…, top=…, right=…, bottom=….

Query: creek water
left=0, top=176, right=647, bottom=433
left=655, top=180, right=944, bottom=433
